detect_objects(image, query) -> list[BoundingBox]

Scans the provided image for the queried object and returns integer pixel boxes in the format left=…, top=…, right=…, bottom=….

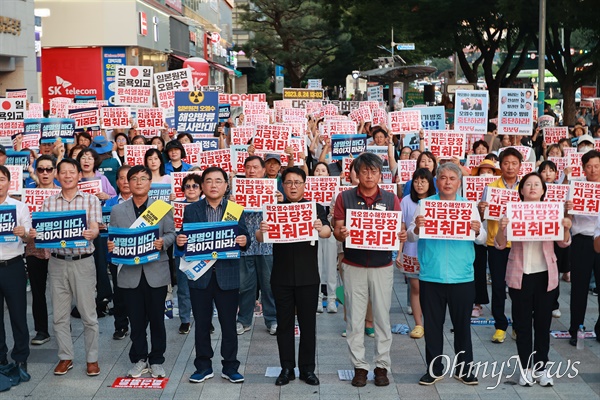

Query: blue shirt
left=241, top=211, right=273, bottom=256
left=165, top=161, right=192, bottom=175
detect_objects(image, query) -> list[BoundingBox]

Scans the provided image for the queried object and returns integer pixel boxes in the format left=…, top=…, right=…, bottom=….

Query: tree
left=535, top=0, right=600, bottom=125
left=240, top=0, right=350, bottom=87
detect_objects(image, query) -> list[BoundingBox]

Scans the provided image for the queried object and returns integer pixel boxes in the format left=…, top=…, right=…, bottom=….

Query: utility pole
left=537, top=0, right=546, bottom=118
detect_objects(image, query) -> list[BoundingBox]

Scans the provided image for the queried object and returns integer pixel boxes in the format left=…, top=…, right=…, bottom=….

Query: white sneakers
left=519, top=369, right=554, bottom=387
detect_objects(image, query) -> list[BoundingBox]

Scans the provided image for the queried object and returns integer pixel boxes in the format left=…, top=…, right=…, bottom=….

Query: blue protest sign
left=419, top=106, right=446, bottom=130
left=32, top=210, right=88, bottom=248
left=108, top=225, right=160, bottom=265
left=196, top=137, right=219, bottom=151
left=148, top=183, right=171, bottom=202
left=174, top=91, right=218, bottom=136
left=219, top=103, right=231, bottom=122
left=40, top=118, right=76, bottom=144
left=5, top=150, right=30, bottom=169
left=103, top=47, right=127, bottom=106
left=179, top=221, right=240, bottom=261
left=100, top=206, right=112, bottom=238
left=0, top=205, right=17, bottom=243
left=331, top=134, right=367, bottom=160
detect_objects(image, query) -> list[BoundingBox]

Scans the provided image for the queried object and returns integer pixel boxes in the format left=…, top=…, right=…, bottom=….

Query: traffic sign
left=396, top=43, right=415, bottom=51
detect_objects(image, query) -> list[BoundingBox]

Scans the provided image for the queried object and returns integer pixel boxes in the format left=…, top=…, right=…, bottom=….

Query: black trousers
left=93, top=236, right=113, bottom=302
left=473, top=244, right=489, bottom=305
left=26, top=255, right=49, bottom=335
left=190, top=270, right=240, bottom=374
left=553, top=243, right=570, bottom=310
left=509, top=271, right=557, bottom=370
left=569, top=234, right=600, bottom=337
left=420, top=280, right=474, bottom=376
left=487, top=246, right=510, bottom=331
left=0, top=257, right=30, bottom=363
left=272, top=283, right=319, bottom=373
left=122, top=272, right=167, bottom=364
left=109, top=263, right=129, bottom=331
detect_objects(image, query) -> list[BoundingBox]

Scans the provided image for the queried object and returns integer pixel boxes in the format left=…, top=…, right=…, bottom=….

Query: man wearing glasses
left=107, top=165, right=176, bottom=379
left=333, top=152, right=402, bottom=388
left=176, top=167, right=250, bottom=384
left=25, top=155, right=59, bottom=347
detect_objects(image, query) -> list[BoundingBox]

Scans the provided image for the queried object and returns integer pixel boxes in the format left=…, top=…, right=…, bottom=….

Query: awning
left=225, top=65, right=242, bottom=78
left=209, top=61, right=234, bottom=76
left=170, top=54, right=187, bottom=62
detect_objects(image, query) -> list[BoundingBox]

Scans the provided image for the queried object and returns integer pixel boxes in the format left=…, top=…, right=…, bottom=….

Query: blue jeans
left=237, top=255, right=276, bottom=328
left=177, top=267, right=191, bottom=324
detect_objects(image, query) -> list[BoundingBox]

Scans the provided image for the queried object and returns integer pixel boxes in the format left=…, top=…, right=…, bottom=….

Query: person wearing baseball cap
left=165, top=141, right=192, bottom=174
left=577, top=134, right=596, bottom=153
left=91, top=135, right=120, bottom=191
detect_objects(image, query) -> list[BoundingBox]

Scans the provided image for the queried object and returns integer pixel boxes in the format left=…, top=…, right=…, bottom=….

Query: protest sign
left=419, top=200, right=477, bottom=240
left=466, top=154, right=487, bottom=169
left=109, top=225, right=160, bottom=265
left=367, top=85, right=383, bottom=101
left=425, top=130, right=466, bottom=159
left=388, top=110, right=421, bottom=135
left=6, top=89, right=27, bottom=99
left=218, top=93, right=266, bottom=107
left=24, top=188, right=61, bottom=214
left=111, top=377, right=168, bottom=389
left=32, top=210, right=88, bottom=248
left=136, top=107, right=164, bottom=136
left=397, top=160, right=417, bottom=184
left=282, top=108, right=306, bottom=121
left=262, top=202, right=318, bottom=243
left=232, top=178, right=277, bottom=211
left=345, top=209, right=401, bottom=250
left=544, top=127, right=569, bottom=145
left=499, top=145, right=532, bottom=162
left=230, top=144, right=249, bottom=176
left=568, top=180, right=600, bottom=216
left=180, top=221, right=240, bottom=261
left=49, top=97, right=72, bottom=118
left=537, top=115, right=555, bottom=130
left=148, top=183, right=171, bottom=202
left=497, top=88, right=534, bottom=135
left=174, top=91, right=218, bottom=137
left=4, top=150, right=30, bottom=169
left=484, top=187, right=520, bottom=221
left=114, top=65, right=153, bottom=106
left=518, top=162, right=535, bottom=178
left=342, top=157, right=353, bottom=185
left=100, top=206, right=111, bottom=238
left=181, top=143, right=202, bottom=165
left=40, top=118, right=75, bottom=144
left=173, top=201, right=188, bottom=230
left=77, top=179, right=102, bottom=195
left=568, top=152, right=584, bottom=180
left=506, top=202, right=564, bottom=241
left=0, top=205, right=17, bottom=243
left=371, top=108, right=387, bottom=127
left=196, top=137, right=219, bottom=152
left=454, top=90, right=489, bottom=134
left=287, top=121, right=307, bottom=138
left=303, top=176, right=339, bottom=205
left=462, top=176, right=498, bottom=201
left=330, top=134, right=367, bottom=160
left=545, top=183, right=569, bottom=203
left=219, top=104, right=231, bottom=122
left=6, top=165, right=23, bottom=196
left=349, top=107, right=372, bottom=123
left=154, top=68, right=193, bottom=120
left=244, top=113, right=270, bottom=126
left=280, top=137, right=306, bottom=166
left=0, top=98, right=26, bottom=147
left=68, top=107, right=100, bottom=130
left=198, top=149, right=232, bottom=172
left=321, top=120, right=357, bottom=140
left=171, top=171, right=201, bottom=202
left=100, top=107, right=131, bottom=129
left=273, top=99, right=293, bottom=109
left=27, top=103, right=44, bottom=119
left=243, top=100, right=268, bottom=117
left=254, top=124, right=291, bottom=155
left=419, top=106, right=446, bottom=130
left=124, top=145, right=156, bottom=167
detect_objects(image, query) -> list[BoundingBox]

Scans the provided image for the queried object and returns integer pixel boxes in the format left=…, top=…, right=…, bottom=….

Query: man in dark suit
left=176, top=167, right=250, bottom=384
left=257, top=167, right=331, bottom=386
left=107, top=165, right=176, bottom=379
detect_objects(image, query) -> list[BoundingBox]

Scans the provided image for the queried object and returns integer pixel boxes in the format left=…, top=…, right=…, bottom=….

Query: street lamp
left=352, top=70, right=360, bottom=99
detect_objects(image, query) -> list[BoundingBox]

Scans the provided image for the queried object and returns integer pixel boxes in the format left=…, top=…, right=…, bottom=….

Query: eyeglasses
left=283, top=181, right=305, bottom=187
left=184, top=184, right=200, bottom=190
left=203, top=179, right=226, bottom=186
left=36, top=167, right=54, bottom=174
left=359, top=169, right=380, bottom=176
left=129, top=177, right=150, bottom=183
left=80, top=156, right=95, bottom=161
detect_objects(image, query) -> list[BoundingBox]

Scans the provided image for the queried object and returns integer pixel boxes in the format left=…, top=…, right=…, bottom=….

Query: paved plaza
left=3, top=270, right=599, bottom=399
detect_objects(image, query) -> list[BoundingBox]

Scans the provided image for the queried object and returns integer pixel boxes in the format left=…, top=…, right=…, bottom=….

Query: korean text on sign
left=484, top=187, right=520, bottom=221
left=424, top=130, right=465, bottom=159
left=454, top=90, right=489, bottom=134
left=497, top=88, right=534, bottom=136
left=232, top=178, right=277, bottom=212
left=262, top=202, right=318, bottom=243
left=462, top=176, right=497, bottom=202
left=253, top=124, right=291, bottom=155
left=419, top=200, right=477, bottom=240
left=115, top=65, right=153, bottom=106
left=345, top=209, right=401, bottom=251
left=568, top=180, right=600, bottom=216
left=180, top=221, right=240, bottom=261
left=303, top=176, right=339, bottom=205
left=388, top=110, right=421, bottom=135
left=506, top=202, right=564, bottom=241
left=124, top=145, right=156, bottom=167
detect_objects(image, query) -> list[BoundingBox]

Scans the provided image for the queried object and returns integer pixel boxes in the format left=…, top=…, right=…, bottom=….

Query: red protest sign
left=303, top=176, right=339, bottom=205
left=419, top=200, right=477, bottom=240
left=568, top=152, right=584, bottom=179
left=230, top=126, right=255, bottom=146
left=77, top=179, right=102, bottom=195
left=397, top=160, right=417, bottom=184
left=484, top=187, right=520, bottom=221
left=197, top=149, right=232, bottom=172
left=182, top=143, right=202, bottom=165
left=124, top=145, right=156, bottom=167
left=111, top=377, right=168, bottom=389
left=254, top=124, right=291, bottom=155
left=345, top=209, right=401, bottom=251
left=232, top=178, right=277, bottom=211
left=173, top=201, right=189, bottom=230
left=506, top=202, right=564, bottom=241
left=388, top=110, right=421, bottom=135
left=548, top=156, right=568, bottom=175
left=280, top=137, right=306, bottom=166
left=466, top=154, right=487, bottom=169
left=262, top=202, right=318, bottom=243
left=544, top=127, right=568, bottom=145
left=24, top=188, right=61, bottom=213
left=462, top=176, right=497, bottom=201
left=518, top=162, right=535, bottom=179
left=349, top=107, right=372, bottom=123
left=7, top=166, right=22, bottom=195
left=568, top=180, right=600, bottom=216
left=137, top=107, right=164, bottom=136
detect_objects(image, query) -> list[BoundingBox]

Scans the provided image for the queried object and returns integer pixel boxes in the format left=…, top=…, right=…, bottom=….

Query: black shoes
left=31, top=332, right=50, bottom=345
left=179, top=323, right=191, bottom=334
left=275, top=368, right=295, bottom=386
left=299, top=371, right=320, bottom=386
left=113, top=328, right=129, bottom=340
